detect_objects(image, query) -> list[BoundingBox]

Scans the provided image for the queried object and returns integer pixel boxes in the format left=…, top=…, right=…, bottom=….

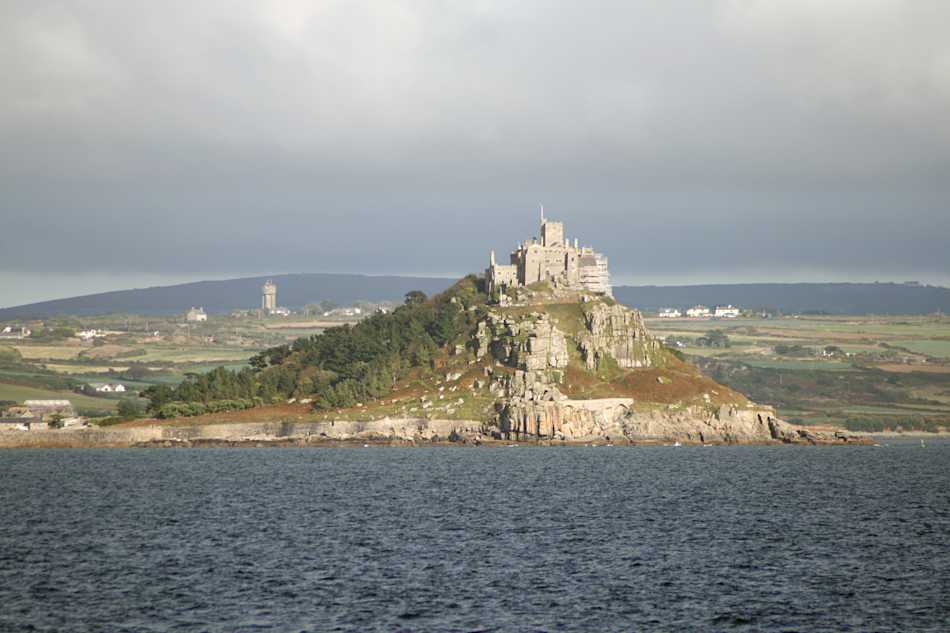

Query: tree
left=319, top=300, right=338, bottom=313
left=117, top=399, right=143, bottom=419
left=428, top=301, right=460, bottom=346
left=699, top=330, right=730, bottom=348
left=404, top=290, right=427, bottom=305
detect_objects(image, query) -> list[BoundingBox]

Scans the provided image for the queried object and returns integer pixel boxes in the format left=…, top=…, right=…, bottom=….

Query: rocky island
left=1, top=214, right=867, bottom=448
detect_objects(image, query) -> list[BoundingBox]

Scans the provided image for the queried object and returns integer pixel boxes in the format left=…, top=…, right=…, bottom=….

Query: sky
left=2, top=1, right=949, bottom=307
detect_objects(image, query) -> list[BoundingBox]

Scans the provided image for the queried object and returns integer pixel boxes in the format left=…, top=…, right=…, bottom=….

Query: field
left=646, top=314, right=950, bottom=432
left=0, top=312, right=362, bottom=419
left=0, top=383, right=118, bottom=414
left=4, top=310, right=950, bottom=433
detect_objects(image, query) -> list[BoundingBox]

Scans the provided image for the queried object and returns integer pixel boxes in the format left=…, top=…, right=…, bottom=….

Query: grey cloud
left=1, top=1, right=948, bottom=295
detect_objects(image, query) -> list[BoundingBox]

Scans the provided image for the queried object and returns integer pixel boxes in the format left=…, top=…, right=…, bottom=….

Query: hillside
left=614, top=282, right=950, bottom=315
left=4, top=277, right=947, bottom=320
left=132, top=277, right=861, bottom=445
left=0, top=273, right=454, bottom=319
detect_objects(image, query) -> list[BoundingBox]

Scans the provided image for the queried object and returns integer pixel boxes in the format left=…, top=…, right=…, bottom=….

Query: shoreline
left=0, top=418, right=873, bottom=449
left=863, top=430, right=950, bottom=438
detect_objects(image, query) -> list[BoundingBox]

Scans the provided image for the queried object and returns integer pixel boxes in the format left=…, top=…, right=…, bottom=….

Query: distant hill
left=613, top=282, right=950, bottom=315
left=2, top=276, right=948, bottom=320
left=0, top=274, right=454, bottom=319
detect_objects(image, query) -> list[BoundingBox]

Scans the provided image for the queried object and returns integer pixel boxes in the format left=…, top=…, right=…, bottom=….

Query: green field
left=0, top=383, right=118, bottom=413
left=897, top=340, right=950, bottom=359
left=0, top=312, right=277, bottom=421
left=647, top=314, right=950, bottom=432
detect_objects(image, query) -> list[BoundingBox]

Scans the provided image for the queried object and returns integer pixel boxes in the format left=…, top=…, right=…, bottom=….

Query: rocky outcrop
left=517, top=316, right=570, bottom=370
left=0, top=410, right=867, bottom=447
left=476, top=312, right=569, bottom=371
left=496, top=399, right=865, bottom=444
left=0, top=418, right=491, bottom=448
left=577, top=303, right=660, bottom=370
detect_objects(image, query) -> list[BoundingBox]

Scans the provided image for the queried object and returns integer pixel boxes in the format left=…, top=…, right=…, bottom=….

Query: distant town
left=656, top=305, right=741, bottom=319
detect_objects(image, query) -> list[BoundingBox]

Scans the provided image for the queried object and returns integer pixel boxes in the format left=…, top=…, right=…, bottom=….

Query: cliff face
left=0, top=412, right=862, bottom=448
left=578, top=303, right=659, bottom=370
left=465, top=294, right=860, bottom=444
left=499, top=400, right=828, bottom=444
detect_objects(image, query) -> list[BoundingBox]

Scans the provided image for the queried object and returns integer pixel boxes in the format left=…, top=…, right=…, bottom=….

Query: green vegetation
left=154, top=398, right=262, bottom=419
left=696, top=330, right=730, bottom=348
left=140, top=276, right=489, bottom=414
left=648, top=314, right=950, bottom=433
left=29, top=326, right=76, bottom=342
left=0, top=306, right=364, bottom=421
left=6, top=282, right=949, bottom=434
left=897, top=340, right=950, bottom=359
left=0, top=382, right=117, bottom=414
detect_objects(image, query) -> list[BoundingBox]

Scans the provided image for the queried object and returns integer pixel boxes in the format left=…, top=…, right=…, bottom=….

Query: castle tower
left=541, top=218, right=565, bottom=247
left=262, top=280, right=277, bottom=312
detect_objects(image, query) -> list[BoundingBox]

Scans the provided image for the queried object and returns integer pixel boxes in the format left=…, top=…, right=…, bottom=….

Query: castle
left=485, top=209, right=610, bottom=296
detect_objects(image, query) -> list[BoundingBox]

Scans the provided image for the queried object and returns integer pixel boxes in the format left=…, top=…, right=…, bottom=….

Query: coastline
left=0, top=417, right=872, bottom=449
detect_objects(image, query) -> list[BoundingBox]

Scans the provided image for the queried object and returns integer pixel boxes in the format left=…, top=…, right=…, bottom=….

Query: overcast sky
left=2, top=1, right=949, bottom=306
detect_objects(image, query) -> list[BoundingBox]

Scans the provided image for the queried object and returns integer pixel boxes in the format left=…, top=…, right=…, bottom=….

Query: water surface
left=1, top=441, right=947, bottom=631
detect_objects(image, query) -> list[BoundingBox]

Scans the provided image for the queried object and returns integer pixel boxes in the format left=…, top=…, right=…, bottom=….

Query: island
left=0, top=214, right=868, bottom=448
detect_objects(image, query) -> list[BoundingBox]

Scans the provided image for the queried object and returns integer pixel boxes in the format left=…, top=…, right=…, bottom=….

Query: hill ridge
left=2, top=276, right=948, bottom=319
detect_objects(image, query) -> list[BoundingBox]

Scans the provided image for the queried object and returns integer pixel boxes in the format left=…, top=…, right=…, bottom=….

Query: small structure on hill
left=4, top=400, right=82, bottom=429
left=262, top=280, right=277, bottom=312
left=186, top=307, right=207, bottom=322
left=658, top=308, right=682, bottom=318
left=90, top=383, right=126, bottom=393
left=714, top=305, right=740, bottom=318
left=259, top=280, right=290, bottom=315
left=686, top=305, right=711, bottom=318
left=485, top=207, right=611, bottom=297
left=0, top=326, right=31, bottom=339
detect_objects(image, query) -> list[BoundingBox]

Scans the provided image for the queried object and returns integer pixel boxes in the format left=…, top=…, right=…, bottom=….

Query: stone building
left=486, top=210, right=611, bottom=296
left=262, top=280, right=277, bottom=312
left=186, top=307, right=207, bottom=322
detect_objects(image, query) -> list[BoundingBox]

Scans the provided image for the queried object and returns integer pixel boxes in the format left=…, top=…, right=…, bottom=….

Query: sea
left=1, top=440, right=947, bottom=632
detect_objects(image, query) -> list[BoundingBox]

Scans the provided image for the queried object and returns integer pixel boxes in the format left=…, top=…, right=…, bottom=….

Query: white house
left=0, top=326, right=32, bottom=339
left=91, top=383, right=126, bottom=393
left=714, top=305, right=740, bottom=318
left=186, top=307, right=208, bottom=322
left=686, top=305, right=711, bottom=318
left=658, top=308, right=682, bottom=318
left=78, top=329, right=106, bottom=341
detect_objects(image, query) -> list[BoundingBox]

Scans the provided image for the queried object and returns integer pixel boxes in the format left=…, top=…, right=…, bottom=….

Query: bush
left=155, top=398, right=260, bottom=419
left=774, top=344, right=813, bottom=357
left=696, top=330, right=730, bottom=348
left=117, top=399, right=144, bottom=419
left=0, top=346, right=23, bottom=366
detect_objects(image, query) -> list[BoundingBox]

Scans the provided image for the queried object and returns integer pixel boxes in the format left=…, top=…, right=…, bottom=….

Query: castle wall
left=487, top=216, right=610, bottom=294
left=541, top=221, right=564, bottom=247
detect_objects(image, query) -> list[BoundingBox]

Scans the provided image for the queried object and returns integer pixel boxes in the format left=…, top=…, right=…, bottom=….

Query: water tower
left=261, top=280, right=277, bottom=312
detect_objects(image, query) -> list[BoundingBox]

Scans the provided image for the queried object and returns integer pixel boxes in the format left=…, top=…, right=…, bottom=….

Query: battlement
left=485, top=211, right=610, bottom=298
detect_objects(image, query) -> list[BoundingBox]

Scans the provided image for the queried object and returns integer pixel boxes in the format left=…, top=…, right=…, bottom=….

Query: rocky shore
left=0, top=413, right=870, bottom=449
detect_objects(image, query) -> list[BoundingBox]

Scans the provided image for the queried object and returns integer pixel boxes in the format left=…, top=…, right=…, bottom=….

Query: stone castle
left=485, top=209, right=610, bottom=296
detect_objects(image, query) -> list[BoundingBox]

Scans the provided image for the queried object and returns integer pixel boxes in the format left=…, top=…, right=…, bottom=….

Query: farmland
left=3, top=309, right=949, bottom=432
left=0, top=311, right=358, bottom=418
left=647, top=314, right=950, bottom=433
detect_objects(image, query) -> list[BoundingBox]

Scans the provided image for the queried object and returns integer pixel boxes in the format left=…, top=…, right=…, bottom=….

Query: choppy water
left=1, top=441, right=948, bottom=632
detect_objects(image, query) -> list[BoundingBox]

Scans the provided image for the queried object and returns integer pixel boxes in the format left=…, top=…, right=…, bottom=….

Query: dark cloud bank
left=2, top=1, right=949, bottom=305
